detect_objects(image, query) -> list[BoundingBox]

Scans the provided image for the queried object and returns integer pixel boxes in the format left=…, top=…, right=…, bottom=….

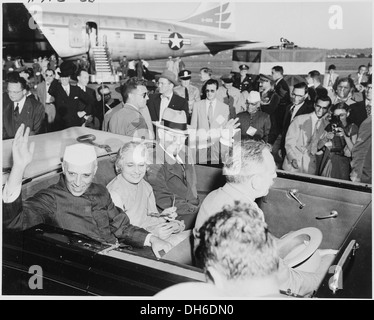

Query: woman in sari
left=107, top=141, right=189, bottom=246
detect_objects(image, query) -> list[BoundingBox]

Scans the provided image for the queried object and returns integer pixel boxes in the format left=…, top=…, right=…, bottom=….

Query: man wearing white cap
left=2, top=124, right=172, bottom=258
left=174, top=70, right=200, bottom=116
left=236, top=91, right=271, bottom=142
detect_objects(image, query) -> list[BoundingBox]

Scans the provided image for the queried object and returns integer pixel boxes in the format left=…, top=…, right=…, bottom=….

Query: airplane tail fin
left=179, top=2, right=236, bottom=33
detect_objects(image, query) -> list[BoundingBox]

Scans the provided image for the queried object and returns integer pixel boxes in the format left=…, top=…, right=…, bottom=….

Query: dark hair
left=328, top=64, right=336, bottom=71
left=331, top=101, right=351, bottom=114
left=119, top=77, right=147, bottom=102
left=76, top=68, right=89, bottom=77
left=315, top=95, right=332, bottom=108
left=308, top=70, right=321, bottom=81
left=45, top=68, right=55, bottom=75
left=272, top=65, right=284, bottom=75
left=293, top=82, right=308, bottom=94
left=204, top=78, right=219, bottom=89
left=7, top=72, right=27, bottom=90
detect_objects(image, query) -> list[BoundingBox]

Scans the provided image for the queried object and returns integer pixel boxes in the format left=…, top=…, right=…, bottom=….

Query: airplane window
left=134, top=33, right=146, bottom=40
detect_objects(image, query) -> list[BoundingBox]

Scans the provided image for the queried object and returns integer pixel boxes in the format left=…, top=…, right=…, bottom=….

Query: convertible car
left=2, top=127, right=372, bottom=298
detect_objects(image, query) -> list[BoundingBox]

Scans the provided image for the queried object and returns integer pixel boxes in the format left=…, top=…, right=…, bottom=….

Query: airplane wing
left=204, top=41, right=259, bottom=55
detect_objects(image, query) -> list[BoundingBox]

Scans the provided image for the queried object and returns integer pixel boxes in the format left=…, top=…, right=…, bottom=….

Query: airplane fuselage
left=35, top=11, right=230, bottom=60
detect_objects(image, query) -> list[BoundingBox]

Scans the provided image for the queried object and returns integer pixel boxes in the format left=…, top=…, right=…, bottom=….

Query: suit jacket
left=3, top=175, right=148, bottom=246
left=190, top=99, right=230, bottom=132
left=280, top=100, right=314, bottom=152
left=274, top=78, right=291, bottom=134
left=48, top=81, right=90, bottom=130
left=147, top=93, right=190, bottom=130
left=3, top=96, right=45, bottom=140
left=108, top=103, right=152, bottom=139
left=144, top=144, right=200, bottom=230
left=283, top=113, right=329, bottom=175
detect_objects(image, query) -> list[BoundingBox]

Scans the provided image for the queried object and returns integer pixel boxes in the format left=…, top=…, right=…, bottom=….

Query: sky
left=7, top=0, right=374, bottom=49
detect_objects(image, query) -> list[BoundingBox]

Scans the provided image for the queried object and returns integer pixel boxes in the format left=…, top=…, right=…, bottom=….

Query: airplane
left=20, top=2, right=256, bottom=62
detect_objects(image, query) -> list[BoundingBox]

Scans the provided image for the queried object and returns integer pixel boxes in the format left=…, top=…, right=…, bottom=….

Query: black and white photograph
left=1, top=0, right=372, bottom=303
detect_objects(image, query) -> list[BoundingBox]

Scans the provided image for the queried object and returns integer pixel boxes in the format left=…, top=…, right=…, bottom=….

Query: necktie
left=208, top=101, right=214, bottom=128
left=184, top=87, right=189, bottom=101
left=310, top=119, right=321, bottom=155
left=289, top=105, right=296, bottom=121
left=14, top=103, right=20, bottom=119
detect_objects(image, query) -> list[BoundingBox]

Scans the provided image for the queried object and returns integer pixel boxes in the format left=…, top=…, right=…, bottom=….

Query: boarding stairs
left=89, top=44, right=118, bottom=83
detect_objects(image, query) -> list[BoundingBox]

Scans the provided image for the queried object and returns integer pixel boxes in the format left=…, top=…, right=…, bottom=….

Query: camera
left=329, top=115, right=343, bottom=133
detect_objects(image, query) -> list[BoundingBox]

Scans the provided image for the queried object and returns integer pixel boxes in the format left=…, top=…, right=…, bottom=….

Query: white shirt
left=62, top=84, right=70, bottom=96
left=45, top=82, right=53, bottom=103
left=78, top=84, right=86, bottom=92
left=159, top=93, right=172, bottom=121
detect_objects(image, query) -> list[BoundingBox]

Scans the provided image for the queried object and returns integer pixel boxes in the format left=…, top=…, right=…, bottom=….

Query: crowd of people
left=2, top=54, right=371, bottom=297
left=3, top=53, right=371, bottom=183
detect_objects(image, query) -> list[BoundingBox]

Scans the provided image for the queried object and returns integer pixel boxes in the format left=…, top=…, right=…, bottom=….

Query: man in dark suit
left=279, top=82, right=314, bottom=159
left=348, top=76, right=371, bottom=128
left=271, top=65, right=291, bottom=166
left=306, top=70, right=328, bottom=103
left=48, top=61, right=91, bottom=131
left=147, top=70, right=189, bottom=135
left=36, top=68, right=58, bottom=132
left=76, top=68, right=98, bottom=129
left=3, top=74, right=45, bottom=140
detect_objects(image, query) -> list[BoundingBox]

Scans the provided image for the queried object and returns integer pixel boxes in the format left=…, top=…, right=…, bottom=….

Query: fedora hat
left=153, top=108, right=189, bottom=135
left=155, top=70, right=179, bottom=86
left=58, top=61, right=77, bottom=78
left=277, top=227, right=323, bottom=272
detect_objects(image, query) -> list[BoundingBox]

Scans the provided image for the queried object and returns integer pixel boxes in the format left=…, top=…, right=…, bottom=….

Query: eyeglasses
left=205, top=89, right=216, bottom=93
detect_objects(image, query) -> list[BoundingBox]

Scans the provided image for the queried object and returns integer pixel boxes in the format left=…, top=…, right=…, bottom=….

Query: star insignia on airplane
left=161, top=32, right=191, bottom=50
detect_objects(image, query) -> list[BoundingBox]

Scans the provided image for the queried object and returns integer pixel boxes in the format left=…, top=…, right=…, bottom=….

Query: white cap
left=247, top=91, right=261, bottom=104
left=63, top=144, right=97, bottom=165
